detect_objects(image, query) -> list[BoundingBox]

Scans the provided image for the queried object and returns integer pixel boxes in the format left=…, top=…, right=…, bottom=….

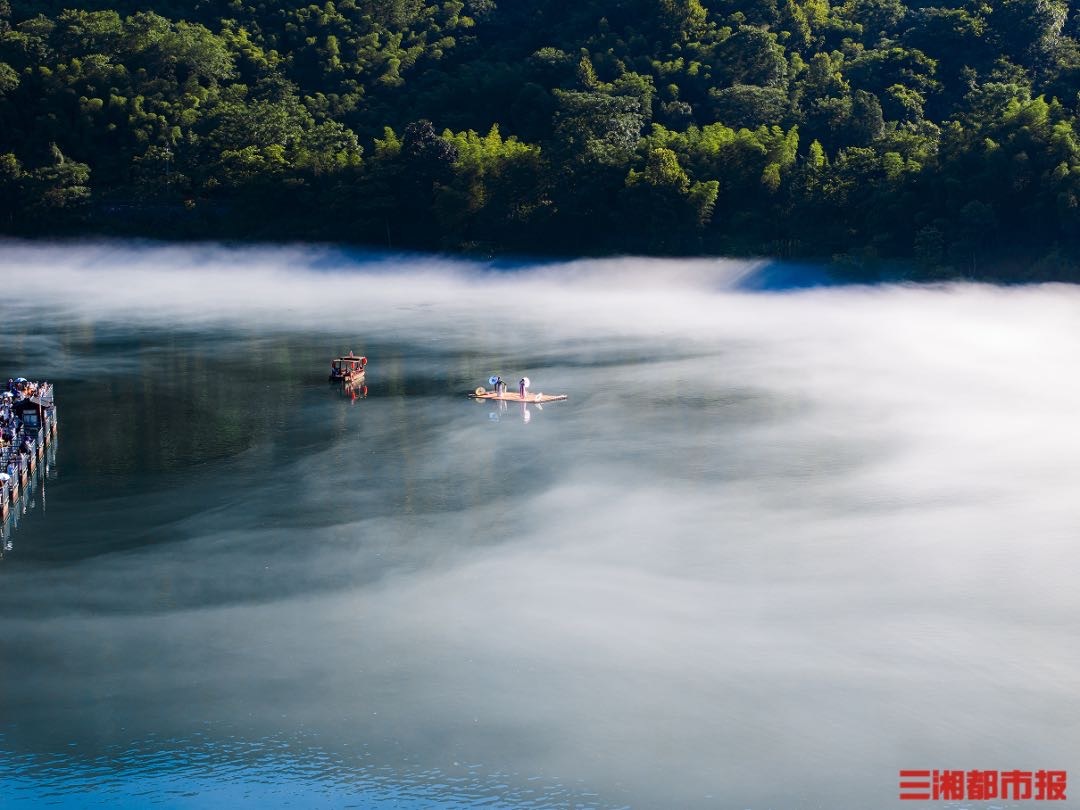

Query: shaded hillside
left=2, top=0, right=1080, bottom=277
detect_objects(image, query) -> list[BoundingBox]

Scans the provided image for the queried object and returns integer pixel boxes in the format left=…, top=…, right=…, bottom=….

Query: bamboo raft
left=470, top=388, right=568, bottom=403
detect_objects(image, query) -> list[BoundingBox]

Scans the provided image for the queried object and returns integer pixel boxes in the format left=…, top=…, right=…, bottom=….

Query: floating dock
left=470, top=389, right=568, bottom=403
left=2, top=381, right=58, bottom=526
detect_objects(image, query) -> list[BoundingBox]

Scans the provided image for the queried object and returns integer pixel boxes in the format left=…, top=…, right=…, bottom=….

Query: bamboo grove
left=2, top=0, right=1080, bottom=277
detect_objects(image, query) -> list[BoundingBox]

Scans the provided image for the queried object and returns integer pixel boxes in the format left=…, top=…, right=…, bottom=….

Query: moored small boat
left=329, top=352, right=367, bottom=383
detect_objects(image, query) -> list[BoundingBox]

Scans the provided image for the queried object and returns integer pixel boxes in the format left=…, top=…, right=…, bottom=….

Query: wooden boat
left=469, top=388, right=567, bottom=403
left=329, top=352, right=367, bottom=383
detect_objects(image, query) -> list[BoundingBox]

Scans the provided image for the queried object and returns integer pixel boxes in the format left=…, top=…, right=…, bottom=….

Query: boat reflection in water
left=341, top=381, right=368, bottom=403
left=485, top=399, right=541, bottom=423
left=0, top=437, right=57, bottom=559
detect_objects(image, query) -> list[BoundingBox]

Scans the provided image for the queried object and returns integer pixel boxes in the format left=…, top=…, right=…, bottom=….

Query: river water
left=1, top=243, right=1078, bottom=808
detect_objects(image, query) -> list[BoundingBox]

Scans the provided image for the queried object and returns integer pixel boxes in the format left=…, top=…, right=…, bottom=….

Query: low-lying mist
left=2, top=241, right=1079, bottom=809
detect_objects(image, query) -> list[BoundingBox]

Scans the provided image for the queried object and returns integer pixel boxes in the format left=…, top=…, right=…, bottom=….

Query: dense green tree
left=716, top=26, right=788, bottom=87
left=844, top=0, right=907, bottom=43
left=552, top=90, right=644, bottom=165
left=991, top=0, right=1069, bottom=69
left=708, top=84, right=790, bottom=127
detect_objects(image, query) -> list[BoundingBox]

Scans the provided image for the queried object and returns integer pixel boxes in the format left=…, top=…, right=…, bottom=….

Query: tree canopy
left=2, top=0, right=1080, bottom=278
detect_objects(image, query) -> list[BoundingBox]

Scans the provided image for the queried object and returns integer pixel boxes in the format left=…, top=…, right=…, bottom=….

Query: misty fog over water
left=1, top=242, right=1078, bottom=809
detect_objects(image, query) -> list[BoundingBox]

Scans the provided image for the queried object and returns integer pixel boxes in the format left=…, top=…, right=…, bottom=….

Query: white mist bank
left=1, top=241, right=767, bottom=337
left=2, top=242, right=1080, bottom=808
left=1, top=238, right=1074, bottom=339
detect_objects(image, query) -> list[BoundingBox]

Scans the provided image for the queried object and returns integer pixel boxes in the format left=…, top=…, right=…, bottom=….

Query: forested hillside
left=2, top=0, right=1079, bottom=276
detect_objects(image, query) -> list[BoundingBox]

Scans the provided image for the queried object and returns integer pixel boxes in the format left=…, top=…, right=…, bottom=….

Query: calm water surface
left=1, top=244, right=1078, bottom=808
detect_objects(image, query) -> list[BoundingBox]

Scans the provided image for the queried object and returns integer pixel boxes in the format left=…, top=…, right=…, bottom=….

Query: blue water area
left=1, top=246, right=1077, bottom=809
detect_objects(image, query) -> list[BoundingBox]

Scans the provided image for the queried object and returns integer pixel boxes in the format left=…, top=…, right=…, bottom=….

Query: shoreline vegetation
left=2, top=0, right=1079, bottom=281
